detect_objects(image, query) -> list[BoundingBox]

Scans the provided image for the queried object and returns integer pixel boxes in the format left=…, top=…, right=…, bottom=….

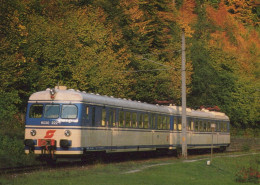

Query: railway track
left=0, top=150, right=236, bottom=176
left=0, top=164, right=47, bottom=175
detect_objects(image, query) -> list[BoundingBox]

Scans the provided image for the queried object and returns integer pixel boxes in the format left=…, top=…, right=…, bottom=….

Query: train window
left=194, top=121, right=199, bottom=131
left=132, top=113, right=137, bottom=128
left=101, top=108, right=106, bottom=126
left=138, top=114, right=143, bottom=128
left=119, top=111, right=124, bottom=127
left=221, top=122, right=227, bottom=132
left=61, top=105, right=78, bottom=119
left=157, top=115, right=162, bottom=129
left=29, top=104, right=43, bottom=118
left=191, top=120, right=194, bottom=131
left=203, top=121, right=207, bottom=131
left=86, top=106, right=89, bottom=119
left=151, top=114, right=156, bottom=129
left=91, top=107, right=95, bottom=126
left=188, top=119, right=193, bottom=131
left=44, top=104, right=60, bottom=119
left=166, top=116, right=170, bottom=130
left=206, top=122, right=211, bottom=132
left=144, top=114, right=149, bottom=129
left=174, top=117, right=177, bottom=130
left=125, top=112, right=131, bottom=127
left=178, top=117, right=182, bottom=131
left=161, top=116, right=166, bottom=130
left=215, top=122, right=219, bottom=131
left=108, top=109, right=116, bottom=127
left=199, top=121, right=203, bottom=132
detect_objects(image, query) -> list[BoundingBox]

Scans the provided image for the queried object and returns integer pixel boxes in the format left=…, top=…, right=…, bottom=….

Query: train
left=24, top=86, right=230, bottom=161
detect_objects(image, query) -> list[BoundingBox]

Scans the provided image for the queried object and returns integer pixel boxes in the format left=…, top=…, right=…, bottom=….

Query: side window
left=166, top=116, right=170, bottom=130
left=101, top=108, right=106, bottom=127
left=174, top=117, right=177, bottom=130
left=151, top=114, right=156, bottom=129
left=195, top=120, right=199, bottom=131
left=138, top=113, right=143, bottom=128
left=119, top=111, right=124, bottom=127
left=157, top=115, right=162, bottom=129
left=144, top=114, right=149, bottom=129
left=188, top=119, right=194, bottom=131
left=203, top=121, right=207, bottom=132
left=61, top=105, right=78, bottom=119
left=221, top=122, right=227, bottom=132
left=178, top=117, right=182, bottom=131
left=86, top=106, right=89, bottom=119
left=206, top=122, right=210, bottom=132
left=162, top=116, right=167, bottom=130
left=91, top=107, right=96, bottom=126
left=132, top=112, right=137, bottom=128
left=125, top=112, right=131, bottom=128
left=108, top=109, right=116, bottom=127
left=29, top=104, right=43, bottom=118
left=199, top=121, right=203, bottom=132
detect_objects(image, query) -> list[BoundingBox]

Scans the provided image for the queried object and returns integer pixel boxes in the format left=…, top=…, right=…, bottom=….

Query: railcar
left=24, top=86, right=230, bottom=160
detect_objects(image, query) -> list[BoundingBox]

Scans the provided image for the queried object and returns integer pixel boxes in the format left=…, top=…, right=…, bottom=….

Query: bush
left=235, top=157, right=260, bottom=184
left=0, top=133, right=37, bottom=168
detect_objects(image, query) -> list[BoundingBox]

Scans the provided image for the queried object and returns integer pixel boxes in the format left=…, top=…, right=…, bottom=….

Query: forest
left=0, top=0, right=259, bottom=132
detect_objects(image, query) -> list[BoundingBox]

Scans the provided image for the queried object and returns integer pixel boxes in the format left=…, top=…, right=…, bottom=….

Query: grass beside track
left=0, top=153, right=259, bottom=185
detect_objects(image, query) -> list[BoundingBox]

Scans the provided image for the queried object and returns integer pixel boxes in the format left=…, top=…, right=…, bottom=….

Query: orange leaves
left=207, top=2, right=231, bottom=28
left=121, top=0, right=151, bottom=35
left=226, top=0, right=258, bottom=26
left=178, top=0, right=197, bottom=36
left=207, top=1, right=260, bottom=75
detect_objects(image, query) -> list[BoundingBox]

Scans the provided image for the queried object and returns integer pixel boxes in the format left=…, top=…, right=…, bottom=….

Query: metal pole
left=181, top=29, right=187, bottom=158
left=211, top=128, right=213, bottom=162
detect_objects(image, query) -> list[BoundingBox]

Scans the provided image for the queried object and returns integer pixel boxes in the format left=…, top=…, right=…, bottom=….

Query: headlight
left=64, top=130, right=71, bottom=137
left=30, top=130, right=37, bottom=136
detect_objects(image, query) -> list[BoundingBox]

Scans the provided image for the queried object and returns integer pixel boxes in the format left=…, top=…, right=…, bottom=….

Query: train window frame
left=177, top=117, right=182, bottom=131
left=101, top=108, right=106, bottom=127
left=161, top=116, right=166, bottom=130
left=188, top=119, right=194, bottom=131
left=119, top=110, right=124, bottom=127
left=29, top=104, right=44, bottom=118
left=125, top=112, right=131, bottom=128
left=166, top=116, right=170, bottom=130
left=44, top=104, right=60, bottom=119
left=85, top=106, right=89, bottom=119
left=144, top=114, right=149, bottom=129
left=194, top=120, right=199, bottom=131
left=108, top=109, right=116, bottom=127
left=206, top=122, right=211, bottom=132
left=138, top=113, right=144, bottom=128
left=203, top=121, right=207, bottom=132
left=157, top=115, right=162, bottom=129
left=151, top=114, right=156, bottom=129
left=174, top=117, right=177, bottom=130
left=91, top=107, right=96, bottom=126
left=199, top=121, right=204, bottom=132
left=132, top=112, right=137, bottom=128
left=61, top=104, right=78, bottom=119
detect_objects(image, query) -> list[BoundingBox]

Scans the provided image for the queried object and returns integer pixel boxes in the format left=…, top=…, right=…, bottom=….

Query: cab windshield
left=29, top=104, right=78, bottom=119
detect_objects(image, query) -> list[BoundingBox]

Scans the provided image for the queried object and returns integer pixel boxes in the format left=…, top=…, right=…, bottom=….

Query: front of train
left=24, top=86, right=83, bottom=161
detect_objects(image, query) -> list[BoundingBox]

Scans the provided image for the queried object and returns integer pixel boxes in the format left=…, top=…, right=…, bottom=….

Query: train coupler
left=38, top=139, right=56, bottom=160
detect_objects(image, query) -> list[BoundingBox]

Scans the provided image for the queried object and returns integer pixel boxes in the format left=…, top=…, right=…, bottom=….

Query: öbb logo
left=44, top=130, right=56, bottom=138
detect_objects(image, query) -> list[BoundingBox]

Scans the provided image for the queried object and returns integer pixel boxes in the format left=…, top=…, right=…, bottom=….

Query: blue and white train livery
left=24, top=86, right=230, bottom=160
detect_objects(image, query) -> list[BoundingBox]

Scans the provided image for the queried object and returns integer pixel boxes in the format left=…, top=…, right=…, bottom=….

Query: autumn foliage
left=0, top=0, right=259, bottom=129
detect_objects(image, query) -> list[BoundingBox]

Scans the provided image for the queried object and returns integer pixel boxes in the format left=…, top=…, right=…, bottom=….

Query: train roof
left=29, top=87, right=229, bottom=121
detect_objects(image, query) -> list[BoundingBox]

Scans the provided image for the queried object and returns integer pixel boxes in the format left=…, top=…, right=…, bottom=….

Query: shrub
left=235, top=157, right=260, bottom=184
